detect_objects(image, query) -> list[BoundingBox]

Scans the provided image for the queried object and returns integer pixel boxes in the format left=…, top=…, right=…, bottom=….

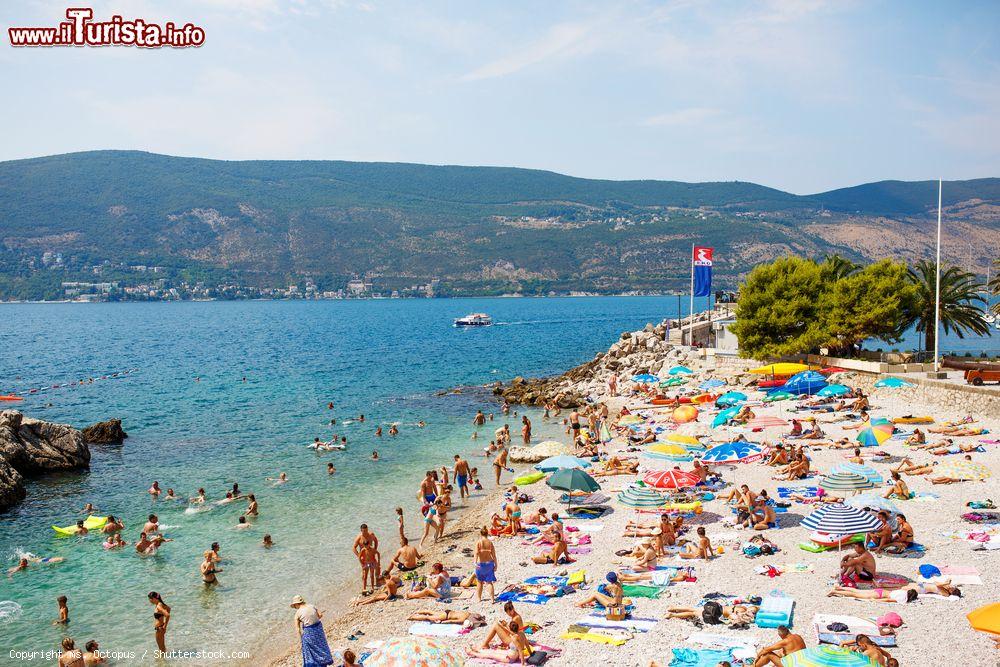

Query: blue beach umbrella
left=800, top=503, right=883, bottom=534
left=782, top=370, right=828, bottom=395
left=668, top=366, right=693, bottom=375
left=701, top=441, right=764, bottom=464
left=817, top=384, right=851, bottom=397
left=699, top=378, right=726, bottom=390
left=831, top=462, right=884, bottom=485
left=632, top=373, right=659, bottom=384
left=874, top=377, right=914, bottom=388
left=716, top=391, right=747, bottom=407
left=712, top=406, right=740, bottom=428
left=535, top=455, right=592, bottom=472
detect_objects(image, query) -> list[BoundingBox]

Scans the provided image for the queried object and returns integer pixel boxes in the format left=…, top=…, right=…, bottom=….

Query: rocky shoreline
left=0, top=410, right=124, bottom=511
left=494, top=319, right=707, bottom=408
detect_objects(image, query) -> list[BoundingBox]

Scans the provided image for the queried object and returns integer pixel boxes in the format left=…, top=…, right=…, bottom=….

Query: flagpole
left=688, top=243, right=695, bottom=346
left=933, top=179, right=942, bottom=373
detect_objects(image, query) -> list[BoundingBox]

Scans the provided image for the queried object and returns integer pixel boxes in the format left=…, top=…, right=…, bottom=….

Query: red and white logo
left=693, top=246, right=713, bottom=266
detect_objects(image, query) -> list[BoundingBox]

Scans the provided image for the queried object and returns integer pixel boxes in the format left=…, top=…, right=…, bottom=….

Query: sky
left=1, top=0, right=998, bottom=194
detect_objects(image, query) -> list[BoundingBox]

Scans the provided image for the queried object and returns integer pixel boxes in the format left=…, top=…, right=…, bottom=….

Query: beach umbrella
left=874, top=377, right=915, bottom=389
left=617, top=483, right=668, bottom=508
left=660, top=376, right=688, bottom=387
left=856, top=422, right=894, bottom=447
left=690, top=393, right=717, bottom=405
left=936, top=460, right=992, bottom=481
left=535, top=455, right=592, bottom=472
left=763, top=391, right=795, bottom=403
left=701, top=441, right=764, bottom=464
left=618, top=415, right=644, bottom=425
left=642, top=469, right=700, bottom=490
left=819, top=472, right=876, bottom=495
left=668, top=366, right=693, bottom=375
left=546, top=467, right=601, bottom=493
left=782, top=646, right=877, bottom=666
left=817, top=384, right=851, bottom=397
left=632, top=373, right=659, bottom=384
left=781, top=370, right=829, bottom=396
left=967, top=602, right=1000, bottom=637
left=800, top=503, right=882, bottom=535
left=365, top=636, right=465, bottom=667
left=716, top=391, right=747, bottom=407
left=831, top=462, right=884, bottom=485
left=699, top=378, right=726, bottom=390
left=750, top=362, right=810, bottom=375
left=672, top=405, right=699, bottom=423
left=845, top=493, right=900, bottom=515
left=745, top=416, right=789, bottom=429
left=646, top=443, right=692, bottom=459
left=663, top=434, right=702, bottom=447
left=712, top=406, right=740, bottom=428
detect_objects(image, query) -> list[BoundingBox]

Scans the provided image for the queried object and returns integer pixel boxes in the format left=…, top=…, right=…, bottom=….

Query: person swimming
left=372, top=451, right=379, bottom=460
left=267, top=472, right=289, bottom=485
left=148, top=481, right=161, bottom=497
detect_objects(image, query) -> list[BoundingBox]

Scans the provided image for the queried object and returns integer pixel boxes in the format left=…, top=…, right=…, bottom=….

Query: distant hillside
left=0, top=151, right=996, bottom=300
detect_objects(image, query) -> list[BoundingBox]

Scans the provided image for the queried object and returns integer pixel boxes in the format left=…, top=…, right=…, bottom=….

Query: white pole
left=933, top=179, right=943, bottom=372
left=688, top=243, right=695, bottom=346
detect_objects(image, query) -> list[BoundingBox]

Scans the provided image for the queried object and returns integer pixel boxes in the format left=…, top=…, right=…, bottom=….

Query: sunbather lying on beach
left=891, top=457, right=935, bottom=475
left=827, top=580, right=961, bottom=601
left=592, top=456, right=639, bottom=476
left=408, top=609, right=485, bottom=627
left=928, top=442, right=985, bottom=456
left=575, top=571, right=623, bottom=608
left=666, top=602, right=758, bottom=624
left=354, top=574, right=402, bottom=606
left=927, top=426, right=985, bottom=436
left=619, top=567, right=690, bottom=584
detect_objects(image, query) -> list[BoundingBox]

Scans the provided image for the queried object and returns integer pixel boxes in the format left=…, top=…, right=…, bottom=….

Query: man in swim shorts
left=454, top=455, right=471, bottom=500
left=840, top=543, right=876, bottom=583
left=385, top=536, right=421, bottom=576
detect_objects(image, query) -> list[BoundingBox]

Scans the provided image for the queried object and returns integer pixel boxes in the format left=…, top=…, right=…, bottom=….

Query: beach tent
left=817, top=384, right=851, bottom=397
left=845, top=494, right=900, bottom=515
left=632, top=373, right=659, bottom=383
left=716, top=391, right=747, bottom=407
left=830, top=462, right=884, bottom=485
left=365, top=636, right=465, bottom=667
left=699, top=378, right=726, bottom=390
left=643, top=469, right=700, bottom=490
left=668, top=366, right=694, bottom=375
left=750, top=362, right=810, bottom=375
left=800, top=503, right=882, bottom=535
left=967, top=602, right=1000, bottom=638
left=781, top=645, right=877, bottom=666
left=712, top=407, right=740, bottom=428
left=874, top=377, right=915, bottom=389
left=819, top=472, right=876, bottom=495
left=535, top=455, right=592, bottom=472
left=701, top=441, right=764, bottom=464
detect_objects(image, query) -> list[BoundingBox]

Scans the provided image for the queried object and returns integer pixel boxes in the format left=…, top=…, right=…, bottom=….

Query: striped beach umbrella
left=366, top=636, right=465, bottom=667
left=845, top=493, right=900, bottom=515
left=712, top=406, right=740, bottom=428
left=642, top=469, right=700, bottom=489
left=800, top=503, right=882, bottom=534
left=782, top=646, right=877, bottom=666
left=632, top=373, right=659, bottom=383
left=856, top=422, right=894, bottom=447
left=817, top=384, right=851, bottom=397
left=819, top=471, right=876, bottom=495
left=701, top=441, right=764, bottom=464
left=716, top=391, right=747, bottom=407
left=830, top=462, right=884, bottom=485
left=746, top=416, right=789, bottom=429
left=617, top=483, right=668, bottom=508
left=936, top=460, right=991, bottom=481
left=668, top=366, right=693, bottom=375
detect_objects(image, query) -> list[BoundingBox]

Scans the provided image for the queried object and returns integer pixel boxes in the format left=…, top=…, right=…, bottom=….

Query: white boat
left=454, top=313, right=493, bottom=327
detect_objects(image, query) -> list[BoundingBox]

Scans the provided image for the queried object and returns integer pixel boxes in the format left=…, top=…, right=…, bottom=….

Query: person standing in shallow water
left=291, top=596, right=333, bottom=667
left=521, top=415, right=531, bottom=445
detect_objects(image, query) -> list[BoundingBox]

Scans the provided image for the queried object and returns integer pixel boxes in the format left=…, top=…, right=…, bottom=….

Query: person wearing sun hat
left=290, top=595, right=333, bottom=667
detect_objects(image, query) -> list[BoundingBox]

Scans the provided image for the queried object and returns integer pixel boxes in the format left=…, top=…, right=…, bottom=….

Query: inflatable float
left=757, top=379, right=787, bottom=389
left=52, top=515, right=108, bottom=536
left=808, top=531, right=864, bottom=548
left=0, top=395, right=23, bottom=401
left=514, top=471, right=546, bottom=486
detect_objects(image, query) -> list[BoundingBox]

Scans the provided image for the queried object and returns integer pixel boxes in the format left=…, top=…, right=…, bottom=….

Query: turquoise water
left=0, top=297, right=683, bottom=664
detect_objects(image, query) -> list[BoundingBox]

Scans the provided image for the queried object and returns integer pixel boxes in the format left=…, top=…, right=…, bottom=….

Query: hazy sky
left=2, top=0, right=998, bottom=193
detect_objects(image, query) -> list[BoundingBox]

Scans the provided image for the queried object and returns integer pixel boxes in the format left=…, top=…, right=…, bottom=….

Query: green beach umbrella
left=547, top=467, right=601, bottom=507
left=819, top=471, right=876, bottom=495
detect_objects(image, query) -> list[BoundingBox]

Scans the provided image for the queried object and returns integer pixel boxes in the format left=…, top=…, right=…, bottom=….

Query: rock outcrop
left=82, top=418, right=128, bottom=444
left=508, top=440, right=575, bottom=463
left=495, top=319, right=705, bottom=407
left=0, top=410, right=91, bottom=511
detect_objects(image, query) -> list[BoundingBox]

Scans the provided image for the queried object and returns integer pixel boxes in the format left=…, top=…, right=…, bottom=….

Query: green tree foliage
left=902, top=260, right=988, bottom=352
left=989, top=258, right=1000, bottom=315
left=733, top=256, right=915, bottom=359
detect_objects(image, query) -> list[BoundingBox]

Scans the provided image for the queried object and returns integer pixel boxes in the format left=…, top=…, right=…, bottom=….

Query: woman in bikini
left=883, top=471, right=910, bottom=499
left=466, top=620, right=532, bottom=665
left=531, top=533, right=573, bottom=566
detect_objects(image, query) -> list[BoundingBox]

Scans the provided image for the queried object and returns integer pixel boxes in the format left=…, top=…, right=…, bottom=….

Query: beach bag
left=827, top=622, right=849, bottom=632
left=967, top=500, right=995, bottom=509
left=743, top=544, right=761, bottom=557
left=702, top=601, right=724, bottom=625
left=526, top=651, right=548, bottom=665
left=606, top=604, right=627, bottom=621
left=877, top=612, right=903, bottom=628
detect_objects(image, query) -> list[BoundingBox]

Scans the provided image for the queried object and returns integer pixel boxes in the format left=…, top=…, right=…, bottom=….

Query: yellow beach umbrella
left=750, top=362, right=811, bottom=375
left=664, top=434, right=701, bottom=447
left=968, top=602, right=1000, bottom=637
left=647, top=443, right=688, bottom=456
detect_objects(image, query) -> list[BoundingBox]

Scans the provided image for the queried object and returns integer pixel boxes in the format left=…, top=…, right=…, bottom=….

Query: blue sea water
left=0, top=297, right=683, bottom=664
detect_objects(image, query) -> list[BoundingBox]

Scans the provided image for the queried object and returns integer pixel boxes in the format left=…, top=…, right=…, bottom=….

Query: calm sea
left=0, top=297, right=684, bottom=664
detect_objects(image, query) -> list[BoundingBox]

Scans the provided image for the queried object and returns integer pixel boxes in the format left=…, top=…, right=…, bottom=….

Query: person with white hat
left=290, top=595, right=333, bottom=667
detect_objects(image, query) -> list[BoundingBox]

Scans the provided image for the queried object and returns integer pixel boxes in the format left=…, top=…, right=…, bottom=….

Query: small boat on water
left=454, top=313, right=492, bottom=327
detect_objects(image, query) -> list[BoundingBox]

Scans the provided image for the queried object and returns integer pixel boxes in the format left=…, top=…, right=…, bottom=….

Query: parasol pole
left=933, top=179, right=943, bottom=373
left=688, top=243, right=695, bottom=346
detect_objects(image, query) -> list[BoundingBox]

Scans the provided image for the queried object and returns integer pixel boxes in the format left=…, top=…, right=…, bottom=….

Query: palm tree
left=989, top=258, right=1000, bottom=314
left=821, top=254, right=860, bottom=280
left=903, top=259, right=989, bottom=353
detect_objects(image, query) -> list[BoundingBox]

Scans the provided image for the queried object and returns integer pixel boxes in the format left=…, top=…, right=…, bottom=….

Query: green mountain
left=0, top=151, right=997, bottom=300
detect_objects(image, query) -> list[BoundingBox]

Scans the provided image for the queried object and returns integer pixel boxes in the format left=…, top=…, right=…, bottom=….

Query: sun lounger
left=755, top=594, right=794, bottom=628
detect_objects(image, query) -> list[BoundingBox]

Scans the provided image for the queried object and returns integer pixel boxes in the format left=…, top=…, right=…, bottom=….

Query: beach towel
left=778, top=486, right=818, bottom=498
left=408, top=622, right=466, bottom=637
left=881, top=543, right=926, bottom=558
left=686, top=632, right=759, bottom=650
left=667, top=647, right=734, bottom=667
left=569, top=523, right=605, bottom=533
left=525, top=575, right=569, bottom=587
left=567, top=570, right=586, bottom=586
left=854, top=574, right=909, bottom=590
left=621, top=584, right=665, bottom=598
left=931, top=565, right=982, bottom=585
left=559, top=629, right=629, bottom=645
left=813, top=613, right=896, bottom=647
left=496, top=591, right=548, bottom=605
left=299, top=621, right=334, bottom=667
left=578, top=614, right=659, bottom=632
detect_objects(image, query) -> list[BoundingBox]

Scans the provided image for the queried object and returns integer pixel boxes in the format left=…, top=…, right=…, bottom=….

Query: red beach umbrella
left=642, top=469, right=700, bottom=489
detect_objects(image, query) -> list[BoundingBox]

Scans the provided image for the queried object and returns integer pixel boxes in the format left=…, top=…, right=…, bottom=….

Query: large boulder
left=82, top=418, right=128, bottom=444
left=509, top=440, right=574, bottom=463
left=0, top=410, right=91, bottom=511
